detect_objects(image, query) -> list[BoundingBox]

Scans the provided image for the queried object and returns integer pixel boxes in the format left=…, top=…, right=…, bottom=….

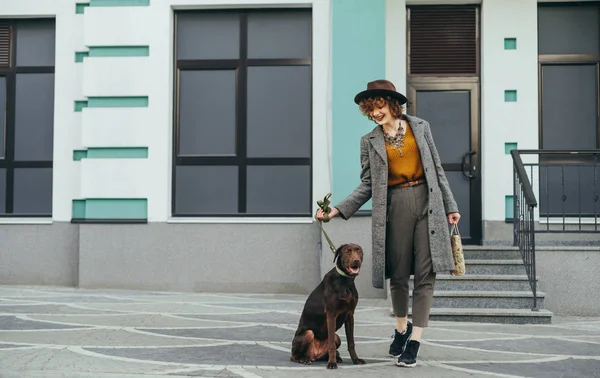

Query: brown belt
left=398, top=179, right=425, bottom=188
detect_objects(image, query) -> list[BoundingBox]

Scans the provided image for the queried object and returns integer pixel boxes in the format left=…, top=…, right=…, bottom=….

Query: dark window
left=538, top=2, right=600, bottom=149
left=173, top=9, right=312, bottom=217
left=0, top=19, right=55, bottom=217
left=538, top=4, right=599, bottom=55
left=538, top=3, right=600, bottom=150
left=408, top=5, right=479, bottom=75
left=537, top=3, right=600, bottom=218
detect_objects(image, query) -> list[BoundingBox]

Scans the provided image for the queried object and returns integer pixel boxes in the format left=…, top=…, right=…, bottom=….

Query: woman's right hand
left=316, top=207, right=340, bottom=222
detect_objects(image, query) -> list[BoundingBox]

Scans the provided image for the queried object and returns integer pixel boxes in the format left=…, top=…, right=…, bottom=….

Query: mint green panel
left=75, top=101, right=88, bottom=112
left=505, top=195, right=514, bottom=220
left=88, top=96, right=148, bottom=108
left=75, top=4, right=89, bottom=14
left=74, top=148, right=149, bottom=160
left=90, top=0, right=150, bottom=6
left=504, top=38, right=517, bottom=50
left=75, top=52, right=89, bottom=62
left=72, top=200, right=86, bottom=218
left=505, top=90, right=517, bottom=102
left=86, top=147, right=148, bottom=158
left=505, top=142, right=518, bottom=155
left=331, top=0, right=385, bottom=210
left=73, top=150, right=88, bottom=161
left=88, top=46, right=150, bottom=57
left=85, top=198, right=147, bottom=219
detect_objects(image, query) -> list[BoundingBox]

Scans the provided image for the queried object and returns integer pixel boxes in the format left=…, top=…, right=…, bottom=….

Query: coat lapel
left=406, top=115, right=427, bottom=153
left=368, top=126, right=387, bottom=163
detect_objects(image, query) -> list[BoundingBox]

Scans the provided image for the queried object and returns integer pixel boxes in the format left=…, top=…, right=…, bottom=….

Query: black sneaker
left=396, top=340, right=420, bottom=368
left=388, top=322, right=413, bottom=357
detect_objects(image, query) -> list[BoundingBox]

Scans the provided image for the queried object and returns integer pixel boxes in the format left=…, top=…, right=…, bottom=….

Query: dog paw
left=352, top=358, right=366, bottom=365
left=290, top=357, right=312, bottom=365
left=326, top=362, right=338, bottom=369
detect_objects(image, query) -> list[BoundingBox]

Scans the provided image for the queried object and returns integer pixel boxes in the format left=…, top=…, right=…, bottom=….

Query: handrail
left=511, top=149, right=538, bottom=311
left=510, top=149, right=600, bottom=312
left=510, top=150, right=537, bottom=207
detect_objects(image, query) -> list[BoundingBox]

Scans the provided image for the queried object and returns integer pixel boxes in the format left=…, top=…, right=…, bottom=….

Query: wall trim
left=162, top=0, right=331, bottom=220
left=386, top=0, right=407, bottom=94
left=167, top=217, right=314, bottom=224
left=72, top=198, right=148, bottom=220
left=406, top=0, right=482, bottom=4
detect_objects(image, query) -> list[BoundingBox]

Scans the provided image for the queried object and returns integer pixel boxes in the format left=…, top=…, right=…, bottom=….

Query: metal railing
left=511, top=149, right=600, bottom=311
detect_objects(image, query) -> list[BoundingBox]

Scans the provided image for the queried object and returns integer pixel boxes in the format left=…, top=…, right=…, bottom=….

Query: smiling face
left=335, top=244, right=364, bottom=276
left=358, top=96, right=404, bottom=125
left=369, top=103, right=394, bottom=126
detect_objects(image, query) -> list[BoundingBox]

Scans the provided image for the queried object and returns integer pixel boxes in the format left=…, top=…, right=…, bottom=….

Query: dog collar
left=336, top=265, right=355, bottom=279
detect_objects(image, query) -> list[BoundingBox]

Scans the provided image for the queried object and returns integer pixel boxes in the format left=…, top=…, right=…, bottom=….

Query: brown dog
left=290, top=243, right=366, bottom=369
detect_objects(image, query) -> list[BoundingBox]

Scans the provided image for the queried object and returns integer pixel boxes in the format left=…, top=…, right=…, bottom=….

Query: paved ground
left=0, top=286, right=599, bottom=378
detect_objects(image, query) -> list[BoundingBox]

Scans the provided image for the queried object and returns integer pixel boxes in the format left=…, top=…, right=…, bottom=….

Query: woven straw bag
left=450, top=223, right=465, bottom=277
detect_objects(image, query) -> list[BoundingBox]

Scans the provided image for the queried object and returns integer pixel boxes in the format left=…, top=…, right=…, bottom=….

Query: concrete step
left=465, top=259, right=526, bottom=275
left=410, top=275, right=534, bottom=291
left=408, top=307, right=553, bottom=324
left=410, top=290, right=545, bottom=309
left=463, top=246, right=521, bottom=260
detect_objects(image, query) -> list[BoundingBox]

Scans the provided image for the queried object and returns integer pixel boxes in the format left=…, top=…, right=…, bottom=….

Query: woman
left=316, top=79, right=460, bottom=368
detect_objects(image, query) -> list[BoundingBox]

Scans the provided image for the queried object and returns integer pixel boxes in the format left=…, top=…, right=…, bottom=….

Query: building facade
left=1, top=0, right=598, bottom=298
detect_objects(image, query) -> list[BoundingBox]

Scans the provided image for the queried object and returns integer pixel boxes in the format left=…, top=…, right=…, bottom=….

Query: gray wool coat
left=335, top=114, right=459, bottom=289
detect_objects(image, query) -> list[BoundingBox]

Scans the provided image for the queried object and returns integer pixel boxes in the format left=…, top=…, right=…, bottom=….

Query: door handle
left=462, top=151, right=477, bottom=179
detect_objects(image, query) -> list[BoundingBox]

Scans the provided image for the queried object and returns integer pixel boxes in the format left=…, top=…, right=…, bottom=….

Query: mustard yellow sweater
left=386, top=123, right=425, bottom=186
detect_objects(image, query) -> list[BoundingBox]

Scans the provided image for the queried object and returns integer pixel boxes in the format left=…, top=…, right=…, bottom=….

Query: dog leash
left=316, top=194, right=354, bottom=279
left=315, top=193, right=337, bottom=255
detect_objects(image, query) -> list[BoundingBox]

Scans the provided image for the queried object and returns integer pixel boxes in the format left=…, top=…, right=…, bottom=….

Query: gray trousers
left=386, top=183, right=436, bottom=328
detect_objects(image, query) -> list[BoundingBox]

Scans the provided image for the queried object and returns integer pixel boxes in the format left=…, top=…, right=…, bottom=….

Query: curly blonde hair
left=358, top=96, right=403, bottom=121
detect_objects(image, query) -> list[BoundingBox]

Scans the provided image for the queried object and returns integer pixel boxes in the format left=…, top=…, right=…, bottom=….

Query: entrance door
left=407, top=78, right=481, bottom=244
left=538, top=3, right=600, bottom=220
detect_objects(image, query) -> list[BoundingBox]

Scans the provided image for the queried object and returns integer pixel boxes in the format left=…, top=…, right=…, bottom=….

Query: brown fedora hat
left=354, top=79, right=408, bottom=105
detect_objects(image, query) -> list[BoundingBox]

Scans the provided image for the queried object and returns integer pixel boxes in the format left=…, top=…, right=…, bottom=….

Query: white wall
left=385, top=0, right=407, bottom=95
left=78, top=0, right=331, bottom=223
left=480, top=0, right=539, bottom=221
left=1, top=0, right=332, bottom=223
left=0, top=0, right=84, bottom=223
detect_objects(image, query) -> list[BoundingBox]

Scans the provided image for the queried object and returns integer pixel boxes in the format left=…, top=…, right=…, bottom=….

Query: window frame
left=0, top=19, right=55, bottom=218
left=537, top=2, right=600, bottom=149
left=172, top=8, right=313, bottom=218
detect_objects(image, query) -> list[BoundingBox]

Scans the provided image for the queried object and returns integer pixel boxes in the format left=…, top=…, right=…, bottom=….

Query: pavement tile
left=74, top=302, right=269, bottom=315
left=446, top=358, right=600, bottom=378
left=434, top=337, right=600, bottom=356
left=168, top=369, right=243, bottom=377
left=9, top=296, right=139, bottom=303
left=0, top=285, right=598, bottom=378
left=0, top=328, right=224, bottom=347
left=437, top=322, right=600, bottom=336
left=0, top=347, right=192, bottom=375
left=88, top=344, right=385, bottom=367
left=27, top=314, right=245, bottom=328
left=139, top=325, right=295, bottom=342
left=0, top=304, right=122, bottom=315
left=88, top=344, right=289, bottom=366
left=180, top=312, right=300, bottom=325
left=210, top=302, right=305, bottom=312
left=0, top=315, right=92, bottom=330
left=0, top=343, right=34, bottom=349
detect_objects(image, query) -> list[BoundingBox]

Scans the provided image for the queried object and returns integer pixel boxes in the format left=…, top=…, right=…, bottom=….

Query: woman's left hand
left=448, top=212, right=461, bottom=225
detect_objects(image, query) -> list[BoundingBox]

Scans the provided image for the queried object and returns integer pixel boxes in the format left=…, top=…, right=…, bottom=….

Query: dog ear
left=333, top=244, right=346, bottom=263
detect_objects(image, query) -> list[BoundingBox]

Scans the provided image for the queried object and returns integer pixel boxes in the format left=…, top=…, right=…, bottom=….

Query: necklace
left=383, top=121, right=406, bottom=156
